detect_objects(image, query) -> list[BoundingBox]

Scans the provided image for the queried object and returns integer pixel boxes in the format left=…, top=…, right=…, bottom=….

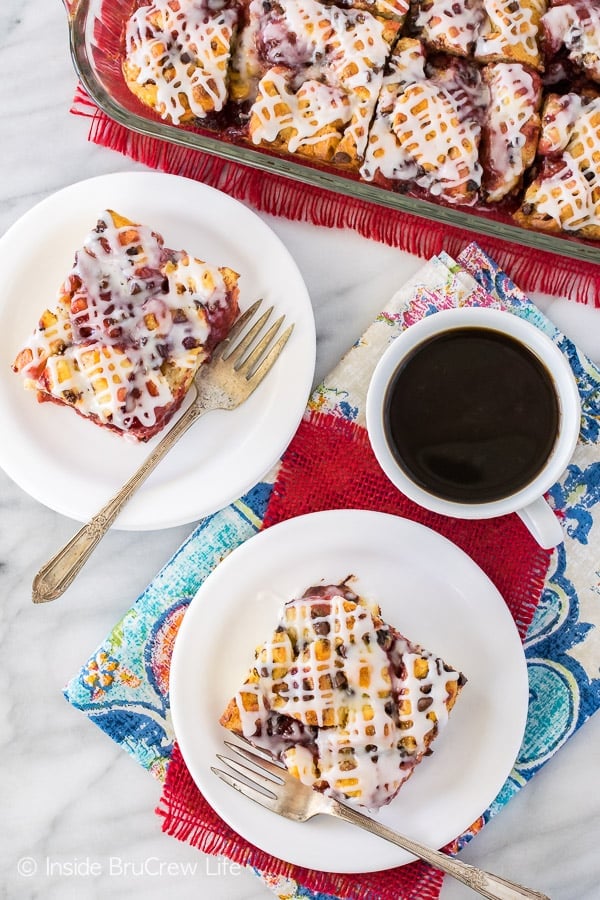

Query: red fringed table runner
left=72, top=86, right=600, bottom=306
left=159, top=744, right=444, bottom=900
left=157, top=411, right=552, bottom=900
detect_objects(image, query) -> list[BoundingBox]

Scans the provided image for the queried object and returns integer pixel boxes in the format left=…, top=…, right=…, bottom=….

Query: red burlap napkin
left=156, top=411, right=551, bottom=900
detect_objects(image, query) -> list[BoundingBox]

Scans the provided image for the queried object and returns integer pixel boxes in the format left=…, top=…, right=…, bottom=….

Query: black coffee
left=384, top=327, right=559, bottom=503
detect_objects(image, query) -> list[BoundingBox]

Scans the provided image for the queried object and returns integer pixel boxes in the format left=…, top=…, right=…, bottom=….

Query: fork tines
left=221, top=299, right=294, bottom=381
left=212, top=741, right=285, bottom=810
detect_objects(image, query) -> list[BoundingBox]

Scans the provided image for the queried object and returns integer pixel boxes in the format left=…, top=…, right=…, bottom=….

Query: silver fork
left=32, top=301, right=293, bottom=604
left=213, top=741, right=551, bottom=900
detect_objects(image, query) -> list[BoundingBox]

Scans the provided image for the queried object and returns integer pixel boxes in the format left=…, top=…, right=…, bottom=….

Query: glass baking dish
left=64, top=0, right=600, bottom=266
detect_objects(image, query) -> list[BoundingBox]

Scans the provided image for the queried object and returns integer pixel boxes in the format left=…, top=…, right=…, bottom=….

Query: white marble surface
left=2, top=2, right=600, bottom=899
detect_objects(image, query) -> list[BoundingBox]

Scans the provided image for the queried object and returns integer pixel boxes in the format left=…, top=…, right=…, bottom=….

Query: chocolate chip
left=418, top=697, right=433, bottom=712
left=376, top=629, right=392, bottom=650
left=310, top=603, right=330, bottom=619
left=334, top=671, right=349, bottom=692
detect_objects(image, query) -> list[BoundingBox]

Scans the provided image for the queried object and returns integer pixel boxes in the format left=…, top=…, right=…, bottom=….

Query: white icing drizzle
left=391, top=79, right=483, bottom=200
left=538, top=91, right=583, bottom=155
left=475, top=0, right=546, bottom=63
left=124, top=0, right=238, bottom=124
left=416, top=0, right=486, bottom=56
left=388, top=634, right=457, bottom=748
left=361, top=114, right=419, bottom=183
left=530, top=97, right=600, bottom=232
left=483, top=63, right=540, bottom=201
left=387, top=39, right=428, bottom=86
left=536, top=154, right=600, bottom=231
left=542, top=3, right=600, bottom=82
left=229, top=584, right=462, bottom=810
left=352, top=0, right=409, bottom=19
left=250, top=71, right=353, bottom=153
left=14, top=211, right=233, bottom=434
left=360, top=41, right=426, bottom=182
left=16, top=306, right=73, bottom=382
left=361, top=44, right=484, bottom=201
left=247, top=0, right=390, bottom=160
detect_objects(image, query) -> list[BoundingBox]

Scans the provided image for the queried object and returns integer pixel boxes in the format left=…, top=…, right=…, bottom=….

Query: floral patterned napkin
left=64, top=243, right=600, bottom=899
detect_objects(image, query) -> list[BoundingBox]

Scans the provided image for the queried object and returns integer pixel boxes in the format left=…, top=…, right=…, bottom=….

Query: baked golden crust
left=119, top=0, right=600, bottom=240
left=220, top=581, right=466, bottom=810
left=123, top=0, right=239, bottom=125
left=248, top=68, right=354, bottom=162
left=242, top=0, right=400, bottom=169
left=514, top=92, right=600, bottom=238
left=12, top=210, right=240, bottom=441
left=391, top=79, right=481, bottom=205
left=362, top=48, right=484, bottom=204
left=414, top=0, right=486, bottom=57
left=542, top=2, right=600, bottom=84
left=480, top=62, right=542, bottom=202
left=474, top=0, right=547, bottom=70
left=336, top=0, right=409, bottom=22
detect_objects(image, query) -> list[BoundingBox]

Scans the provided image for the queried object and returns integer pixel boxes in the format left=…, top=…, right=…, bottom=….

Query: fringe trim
left=155, top=744, right=444, bottom=900
left=72, top=88, right=600, bottom=306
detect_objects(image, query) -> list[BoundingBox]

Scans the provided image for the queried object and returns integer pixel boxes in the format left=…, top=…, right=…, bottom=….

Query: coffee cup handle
left=516, top=497, right=563, bottom=549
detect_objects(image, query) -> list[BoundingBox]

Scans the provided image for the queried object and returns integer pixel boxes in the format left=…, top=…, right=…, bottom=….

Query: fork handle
left=330, top=802, right=550, bottom=900
left=32, top=402, right=204, bottom=603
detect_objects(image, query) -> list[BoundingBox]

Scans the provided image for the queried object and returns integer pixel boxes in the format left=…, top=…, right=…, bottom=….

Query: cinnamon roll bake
left=220, top=580, right=466, bottom=810
left=12, top=210, right=240, bottom=441
left=121, top=0, right=600, bottom=239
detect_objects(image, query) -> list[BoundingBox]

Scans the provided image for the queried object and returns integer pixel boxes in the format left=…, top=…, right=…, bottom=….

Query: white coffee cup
left=366, top=307, right=581, bottom=549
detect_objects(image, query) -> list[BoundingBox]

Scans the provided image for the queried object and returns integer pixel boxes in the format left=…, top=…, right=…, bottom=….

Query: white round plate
left=170, top=509, right=529, bottom=873
left=0, top=172, right=315, bottom=530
